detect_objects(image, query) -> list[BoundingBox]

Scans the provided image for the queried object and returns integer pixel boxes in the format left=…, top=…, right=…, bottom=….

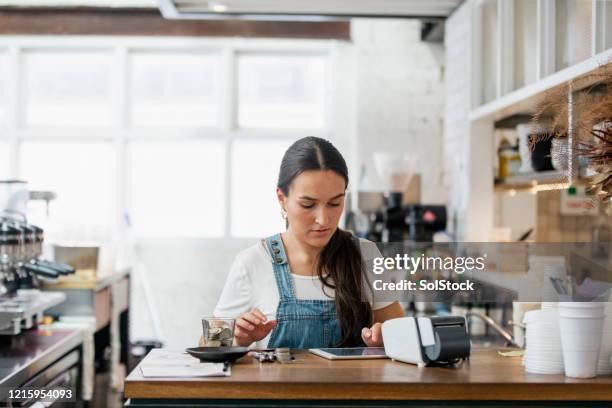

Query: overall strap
left=264, top=233, right=295, bottom=301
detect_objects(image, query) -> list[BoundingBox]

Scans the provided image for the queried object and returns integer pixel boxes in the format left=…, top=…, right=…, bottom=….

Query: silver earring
left=280, top=208, right=287, bottom=219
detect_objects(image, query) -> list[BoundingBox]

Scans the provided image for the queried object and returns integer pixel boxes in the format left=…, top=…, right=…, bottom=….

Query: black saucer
left=185, top=346, right=249, bottom=363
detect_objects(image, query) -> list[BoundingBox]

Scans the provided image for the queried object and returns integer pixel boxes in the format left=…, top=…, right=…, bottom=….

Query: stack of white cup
left=523, top=308, right=564, bottom=374
left=558, top=302, right=605, bottom=378
left=596, top=302, right=612, bottom=375
left=512, top=302, right=541, bottom=348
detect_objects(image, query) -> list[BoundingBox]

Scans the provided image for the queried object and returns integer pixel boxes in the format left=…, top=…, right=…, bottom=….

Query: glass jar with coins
left=201, top=317, right=235, bottom=347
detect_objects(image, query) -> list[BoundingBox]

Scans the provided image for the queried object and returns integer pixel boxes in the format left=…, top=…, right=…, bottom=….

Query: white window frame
left=0, top=36, right=335, bottom=238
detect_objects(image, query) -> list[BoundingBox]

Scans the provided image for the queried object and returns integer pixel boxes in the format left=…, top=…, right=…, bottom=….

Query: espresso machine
left=0, top=180, right=75, bottom=335
left=369, top=201, right=446, bottom=243
left=374, top=194, right=447, bottom=243
left=352, top=153, right=447, bottom=243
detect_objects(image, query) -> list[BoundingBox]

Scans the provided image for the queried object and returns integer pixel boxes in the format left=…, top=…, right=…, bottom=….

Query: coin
left=219, top=327, right=233, bottom=340
left=206, top=326, right=233, bottom=346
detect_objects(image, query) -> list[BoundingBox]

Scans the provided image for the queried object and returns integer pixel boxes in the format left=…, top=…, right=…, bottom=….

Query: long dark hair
left=277, top=136, right=372, bottom=347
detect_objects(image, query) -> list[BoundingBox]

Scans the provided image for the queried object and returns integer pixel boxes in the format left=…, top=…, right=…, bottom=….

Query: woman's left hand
left=361, top=322, right=383, bottom=347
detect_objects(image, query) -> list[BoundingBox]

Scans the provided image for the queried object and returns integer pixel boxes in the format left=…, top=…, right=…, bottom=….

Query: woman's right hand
left=234, top=308, right=277, bottom=347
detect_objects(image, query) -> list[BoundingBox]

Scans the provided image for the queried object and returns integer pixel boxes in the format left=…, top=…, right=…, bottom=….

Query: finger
left=234, top=327, right=250, bottom=338
left=369, top=323, right=379, bottom=342
left=246, top=312, right=262, bottom=325
left=371, top=323, right=382, bottom=343
left=242, top=313, right=261, bottom=326
left=361, top=329, right=374, bottom=347
left=251, top=309, right=267, bottom=322
left=253, top=320, right=276, bottom=336
left=361, top=327, right=371, bottom=340
left=236, top=317, right=255, bottom=331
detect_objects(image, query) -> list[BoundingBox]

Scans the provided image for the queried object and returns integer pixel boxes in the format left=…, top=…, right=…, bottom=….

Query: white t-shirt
left=213, top=236, right=392, bottom=348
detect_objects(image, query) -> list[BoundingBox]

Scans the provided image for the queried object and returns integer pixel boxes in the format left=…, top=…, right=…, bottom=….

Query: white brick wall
left=444, top=1, right=473, bottom=238
left=351, top=18, right=447, bottom=204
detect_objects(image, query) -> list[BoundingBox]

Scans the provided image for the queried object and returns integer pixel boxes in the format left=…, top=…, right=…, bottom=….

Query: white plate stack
left=597, top=302, right=612, bottom=375
left=523, top=308, right=564, bottom=374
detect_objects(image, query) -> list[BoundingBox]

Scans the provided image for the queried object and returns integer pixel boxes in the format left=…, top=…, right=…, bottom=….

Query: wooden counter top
left=124, top=348, right=612, bottom=402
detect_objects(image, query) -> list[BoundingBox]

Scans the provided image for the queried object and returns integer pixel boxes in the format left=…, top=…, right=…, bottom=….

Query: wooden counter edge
left=124, top=381, right=612, bottom=401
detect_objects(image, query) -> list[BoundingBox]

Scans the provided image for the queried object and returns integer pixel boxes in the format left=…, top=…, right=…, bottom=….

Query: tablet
left=309, top=347, right=387, bottom=360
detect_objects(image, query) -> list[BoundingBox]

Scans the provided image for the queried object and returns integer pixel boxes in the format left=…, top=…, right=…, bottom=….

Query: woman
left=210, top=136, right=404, bottom=349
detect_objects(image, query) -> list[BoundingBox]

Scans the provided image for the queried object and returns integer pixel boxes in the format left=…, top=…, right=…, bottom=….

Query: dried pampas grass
left=531, top=62, right=612, bottom=203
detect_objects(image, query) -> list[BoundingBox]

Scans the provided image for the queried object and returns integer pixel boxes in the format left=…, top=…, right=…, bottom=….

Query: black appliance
left=367, top=193, right=447, bottom=242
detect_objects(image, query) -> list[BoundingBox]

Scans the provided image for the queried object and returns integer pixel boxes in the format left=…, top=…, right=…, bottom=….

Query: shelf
left=469, top=48, right=612, bottom=123
left=494, top=170, right=569, bottom=193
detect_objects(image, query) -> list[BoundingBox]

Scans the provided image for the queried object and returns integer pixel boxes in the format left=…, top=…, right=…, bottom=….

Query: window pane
left=22, top=50, right=112, bottom=127
left=129, top=52, right=220, bottom=127
left=19, top=142, right=115, bottom=234
left=481, top=0, right=498, bottom=104
left=127, top=141, right=225, bottom=237
left=231, top=139, right=292, bottom=238
left=238, top=54, right=327, bottom=129
left=606, top=3, right=612, bottom=50
left=556, top=0, right=592, bottom=71
left=0, top=52, right=6, bottom=126
left=0, top=142, right=8, bottom=179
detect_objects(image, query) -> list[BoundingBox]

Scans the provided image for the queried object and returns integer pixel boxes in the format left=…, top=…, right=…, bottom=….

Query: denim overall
left=265, top=233, right=343, bottom=349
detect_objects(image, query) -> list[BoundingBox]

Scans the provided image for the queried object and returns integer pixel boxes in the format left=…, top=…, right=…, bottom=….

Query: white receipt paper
left=139, top=349, right=230, bottom=378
